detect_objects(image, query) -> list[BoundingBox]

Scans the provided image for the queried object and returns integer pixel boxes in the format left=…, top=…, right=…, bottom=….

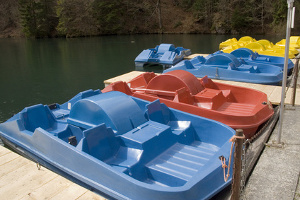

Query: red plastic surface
left=103, top=70, right=274, bottom=138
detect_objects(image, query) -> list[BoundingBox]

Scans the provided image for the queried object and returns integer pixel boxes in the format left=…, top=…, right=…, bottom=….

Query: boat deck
left=104, top=71, right=300, bottom=106
left=0, top=145, right=106, bottom=200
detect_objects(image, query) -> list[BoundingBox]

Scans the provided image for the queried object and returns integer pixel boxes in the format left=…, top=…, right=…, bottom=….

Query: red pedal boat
left=103, top=70, right=274, bottom=138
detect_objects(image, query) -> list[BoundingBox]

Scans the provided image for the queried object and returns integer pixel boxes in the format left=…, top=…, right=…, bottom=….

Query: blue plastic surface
left=164, top=53, right=284, bottom=85
left=230, top=48, right=294, bottom=73
left=135, top=43, right=191, bottom=68
left=0, top=90, right=235, bottom=200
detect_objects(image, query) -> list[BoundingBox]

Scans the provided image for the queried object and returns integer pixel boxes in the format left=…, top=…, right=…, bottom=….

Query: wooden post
left=231, top=129, right=244, bottom=200
left=291, top=58, right=299, bottom=106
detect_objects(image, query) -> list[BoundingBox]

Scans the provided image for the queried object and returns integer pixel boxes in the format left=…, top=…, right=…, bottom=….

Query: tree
left=273, top=0, right=287, bottom=25
left=192, top=0, right=216, bottom=27
left=19, top=0, right=58, bottom=37
left=92, top=0, right=123, bottom=34
left=56, top=0, right=98, bottom=37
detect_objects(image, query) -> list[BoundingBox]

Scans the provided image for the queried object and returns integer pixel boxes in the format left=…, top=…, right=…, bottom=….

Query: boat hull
left=134, top=44, right=191, bottom=69
left=0, top=90, right=235, bottom=200
left=164, top=53, right=283, bottom=85
left=103, top=70, right=274, bottom=138
left=230, top=48, right=294, bottom=73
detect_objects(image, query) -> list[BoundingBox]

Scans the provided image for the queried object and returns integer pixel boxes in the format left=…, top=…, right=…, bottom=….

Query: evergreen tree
left=56, top=0, right=98, bottom=37
left=19, top=0, right=57, bottom=38
left=92, top=0, right=123, bottom=34
left=273, top=0, right=288, bottom=25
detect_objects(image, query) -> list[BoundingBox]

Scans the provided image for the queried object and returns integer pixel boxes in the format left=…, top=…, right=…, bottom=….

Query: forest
left=0, top=0, right=299, bottom=38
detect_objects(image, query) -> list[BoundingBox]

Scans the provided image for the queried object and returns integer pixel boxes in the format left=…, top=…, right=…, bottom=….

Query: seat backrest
left=82, top=123, right=120, bottom=161
left=21, top=104, right=56, bottom=132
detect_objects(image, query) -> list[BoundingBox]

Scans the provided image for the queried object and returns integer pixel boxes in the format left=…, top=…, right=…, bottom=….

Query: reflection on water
left=0, top=34, right=284, bottom=122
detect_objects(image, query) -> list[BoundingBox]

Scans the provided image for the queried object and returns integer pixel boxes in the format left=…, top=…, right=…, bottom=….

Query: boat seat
left=145, top=100, right=196, bottom=143
left=145, top=99, right=170, bottom=124
left=79, top=123, right=120, bottom=161
left=173, top=87, right=194, bottom=105
left=57, top=125, right=84, bottom=145
left=238, top=65, right=259, bottom=73
left=194, top=89, right=227, bottom=110
left=190, top=56, right=206, bottom=66
left=79, top=122, right=144, bottom=170
left=174, top=47, right=184, bottom=54
left=227, top=62, right=237, bottom=70
left=181, top=60, right=196, bottom=69
left=20, top=104, right=57, bottom=133
left=200, top=76, right=217, bottom=89
left=128, top=72, right=156, bottom=88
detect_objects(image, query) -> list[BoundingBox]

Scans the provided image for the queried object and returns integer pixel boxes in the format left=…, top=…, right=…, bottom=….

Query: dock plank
left=103, top=71, right=300, bottom=105
left=103, top=71, right=144, bottom=87
left=0, top=161, right=58, bottom=199
left=0, top=156, right=29, bottom=178
left=0, top=145, right=105, bottom=200
left=0, top=144, right=11, bottom=156
left=19, top=175, right=73, bottom=200
left=0, top=151, right=19, bottom=166
left=184, top=54, right=209, bottom=59
left=50, top=183, right=89, bottom=200
left=76, top=191, right=107, bottom=200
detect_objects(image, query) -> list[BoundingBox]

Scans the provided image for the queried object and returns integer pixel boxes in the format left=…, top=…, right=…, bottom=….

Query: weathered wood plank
left=0, top=156, right=29, bottom=178
left=76, top=191, right=107, bottom=200
left=0, top=145, right=106, bottom=199
left=104, top=71, right=144, bottom=87
left=50, top=183, right=88, bottom=200
left=184, top=54, right=209, bottom=59
left=0, top=161, right=58, bottom=199
left=19, top=175, right=73, bottom=200
left=0, top=144, right=11, bottom=156
left=0, top=151, right=19, bottom=166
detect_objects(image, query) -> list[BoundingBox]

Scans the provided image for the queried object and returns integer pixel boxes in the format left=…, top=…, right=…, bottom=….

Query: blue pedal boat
left=135, top=43, right=191, bottom=69
left=164, top=53, right=283, bottom=85
left=0, top=90, right=235, bottom=200
left=229, top=48, right=294, bottom=74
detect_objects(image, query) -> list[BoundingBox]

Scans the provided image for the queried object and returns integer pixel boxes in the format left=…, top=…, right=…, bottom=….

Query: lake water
left=0, top=34, right=285, bottom=122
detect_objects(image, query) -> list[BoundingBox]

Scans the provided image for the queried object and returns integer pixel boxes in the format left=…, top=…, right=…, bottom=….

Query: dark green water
left=0, top=34, right=285, bottom=122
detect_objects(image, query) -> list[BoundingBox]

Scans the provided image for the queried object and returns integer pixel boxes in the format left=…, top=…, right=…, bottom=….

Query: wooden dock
left=0, top=145, right=105, bottom=200
left=104, top=71, right=300, bottom=106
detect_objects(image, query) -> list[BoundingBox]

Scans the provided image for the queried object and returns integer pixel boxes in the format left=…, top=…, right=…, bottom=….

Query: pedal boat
left=103, top=70, right=274, bottom=138
left=230, top=48, right=294, bottom=73
left=134, top=43, right=191, bottom=69
left=0, top=90, right=235, bottom=200
left=164, top=53, right=283, bottom=85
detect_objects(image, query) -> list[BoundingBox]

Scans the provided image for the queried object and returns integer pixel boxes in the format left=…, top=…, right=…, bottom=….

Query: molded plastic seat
left=20, top=104, right=57, bottom=132
left=80, top=123, right=120, bottom=161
